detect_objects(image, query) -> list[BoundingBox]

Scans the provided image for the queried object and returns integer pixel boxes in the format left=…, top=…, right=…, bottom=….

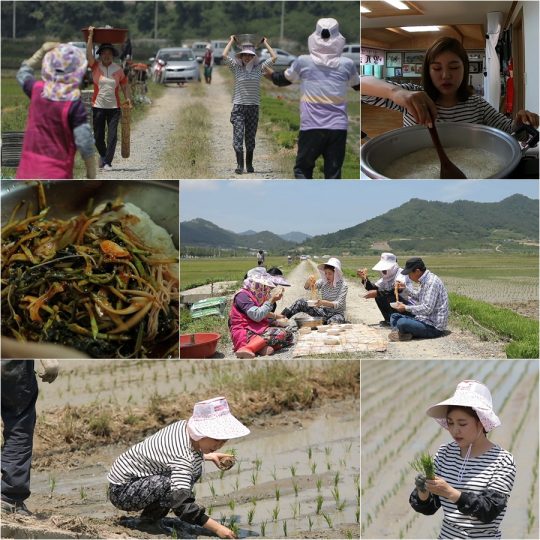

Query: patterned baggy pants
left=109, top=475, right=174, bottom=520
left=286, top=298, right=346, bottom=325
left=230, top=104, right=259, bottom=152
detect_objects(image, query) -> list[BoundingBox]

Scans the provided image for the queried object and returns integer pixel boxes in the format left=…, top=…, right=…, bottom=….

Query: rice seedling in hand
left=316, top=495, right=324, bottom=514
left=229, top=518, right=240, bottom=537
left=247, top=507, right=255, bottom=525
left=411, top=452, right=435, bottom=479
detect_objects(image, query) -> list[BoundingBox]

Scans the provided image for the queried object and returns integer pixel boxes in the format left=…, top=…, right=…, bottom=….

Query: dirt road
left=83, top=67, right=288, bottom=180
left=274, top=260, right=507, bottom=359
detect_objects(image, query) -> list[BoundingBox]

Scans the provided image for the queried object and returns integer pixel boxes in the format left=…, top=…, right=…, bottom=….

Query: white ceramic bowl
left=307, top=300, right=317, bottom=307
left=390, top=302, right=400, bottom=309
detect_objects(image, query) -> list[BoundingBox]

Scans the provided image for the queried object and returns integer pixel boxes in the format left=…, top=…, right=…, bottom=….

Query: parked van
left=191, top=41, right=209, bottom=63
left=211, top=39, right=229, bottom=65
left=342, top=43, right=360, bottom=70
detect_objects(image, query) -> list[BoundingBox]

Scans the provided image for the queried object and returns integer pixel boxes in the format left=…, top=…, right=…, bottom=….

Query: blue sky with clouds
left=181, top=180, right=538, bottom=235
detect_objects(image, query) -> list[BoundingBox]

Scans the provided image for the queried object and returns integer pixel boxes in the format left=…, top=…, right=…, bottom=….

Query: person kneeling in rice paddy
left=388, top=257, right=448, bottom=341
left=222, top=35, right=277, bottom=174
left=281, top=257, right=348, bottom=325
left=229, top=268, right=294, bottom=358
left=410, top=380, right=515, bottom=539
left=15, top=42, right=96, bottom=179
left=108, top=397, right=247, bottom=539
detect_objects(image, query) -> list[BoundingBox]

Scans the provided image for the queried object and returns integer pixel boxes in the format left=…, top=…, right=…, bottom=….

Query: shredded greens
left=1, top=184, right=179, bottom=358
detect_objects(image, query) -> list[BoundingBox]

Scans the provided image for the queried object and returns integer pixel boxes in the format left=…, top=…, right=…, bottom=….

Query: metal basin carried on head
left=1, top=180, right=179, bottom=248
left=361, top=123, right=522, bottom=179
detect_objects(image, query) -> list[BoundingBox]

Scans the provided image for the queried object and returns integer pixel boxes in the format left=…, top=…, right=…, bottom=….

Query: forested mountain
left=302, top=195, right=539, bottom=253
left=181, top=218, right=295, bottom=251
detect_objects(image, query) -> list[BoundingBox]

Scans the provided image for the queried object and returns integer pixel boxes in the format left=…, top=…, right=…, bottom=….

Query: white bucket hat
left=245, top=267, right=276, bottom=288
left=372, top=253, right=398, bottom=272
left=187, top=397, right=250, bottom=440
left=426, top=380, right=501, bottom=432
left=317, top=257, right=343, bottom=287
left=308, top=18, right=346, bottom=68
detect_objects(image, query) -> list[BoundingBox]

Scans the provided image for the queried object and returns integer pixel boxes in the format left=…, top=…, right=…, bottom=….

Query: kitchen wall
left=515, top=1, right=539, bottom=111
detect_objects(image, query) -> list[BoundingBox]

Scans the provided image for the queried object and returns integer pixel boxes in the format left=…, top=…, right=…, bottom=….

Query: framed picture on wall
left=386, top=52, right=402, bottom=67
left=394, top=67, right=402, bottom=76
left=386, top=67, right=395, bottom=77
left=415, top=64, right=423, bottom=74
left=404, top=52, right=424, bottom=64
left=469, top=62, right=481, bottom=73
left=402, top=64, right=412, bottom=73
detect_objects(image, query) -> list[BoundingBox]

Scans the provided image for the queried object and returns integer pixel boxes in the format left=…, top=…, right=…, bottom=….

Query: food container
left=325, top=337, right=340, bottom=345
left=307, top=300, right=318, bottom=307
left=326, top=328, right=342, bottom=335
left=82, top=27, right=128, bottom=44
left=180, top=333, right=221, bottom=358
left=361, top=123, right=536, bottom=179
left=295, top=315, right=324, bottom=329
left=390, top=302, right=400, bottom=309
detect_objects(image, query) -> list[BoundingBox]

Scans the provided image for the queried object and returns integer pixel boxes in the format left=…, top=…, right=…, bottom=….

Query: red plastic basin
left=81, top=27, right=128, bottom=44
left=180, top=333, right=221, bottom=358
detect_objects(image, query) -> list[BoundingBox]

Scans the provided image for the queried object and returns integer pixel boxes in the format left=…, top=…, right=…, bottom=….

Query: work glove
left=37, top=359, right=59, bottom=383
left=84, top=156, right=97, bottom=179
left=25, top=42, right=60, bottom=70
left=415, top=473, right=428, bottom=493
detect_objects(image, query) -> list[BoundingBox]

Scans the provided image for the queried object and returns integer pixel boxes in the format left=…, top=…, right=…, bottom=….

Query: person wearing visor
left=281, top=257, right=348, bottom=325
left=15, top=42, right=96, bottom=179
left=86, top=26, right=132, bottom=171
left=410, top=380, right=516, bottom=539
left=389, top=257, right=448, bottom=341
left=229, top=268, right=293, bottom=358
left=357, top=252, right=410, bottom=327
left=265, top=18, right=360, bottom=179
left=108, top=397, right=249, bottom=539
left=222, top=35, right=277, bottom=175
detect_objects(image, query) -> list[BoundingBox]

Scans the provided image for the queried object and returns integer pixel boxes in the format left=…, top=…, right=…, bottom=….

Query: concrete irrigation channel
left=2, top=359, right=359, bottom=539
left=361, top=359, right=539, bottom=539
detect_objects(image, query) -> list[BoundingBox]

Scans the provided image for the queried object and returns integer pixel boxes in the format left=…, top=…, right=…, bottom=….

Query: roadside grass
left=180, top=307, right=231, bottom=346
left=1, top=74, right=165, bottom=179
left=180, top=257, right=296, bottom=290
left=449, top=293, right=539, bottom=358
left=157, top=82, right=210, bottom=178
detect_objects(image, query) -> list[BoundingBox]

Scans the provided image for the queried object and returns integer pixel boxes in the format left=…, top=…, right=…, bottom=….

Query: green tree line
left=1, top=1, right=359, bottom=47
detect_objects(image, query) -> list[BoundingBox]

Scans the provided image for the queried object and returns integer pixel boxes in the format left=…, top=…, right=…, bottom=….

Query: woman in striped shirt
left=361, top=37, right=538, bottom=132
left=222, top=35, right=276, bottom=174
left=108, top=397, right=249, bottom=538
left=281, top=257, right=348, bottom=324
left=410, top=380, right=516, bottom=539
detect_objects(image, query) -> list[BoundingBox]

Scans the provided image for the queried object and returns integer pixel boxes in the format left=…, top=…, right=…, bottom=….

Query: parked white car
left=150, top=48, right=200, bottom=83
left=342, top=44, right=360, bottom=70
left=260, top=47, right=297, bottom=66
left=211, top=39, right=229, bottom=65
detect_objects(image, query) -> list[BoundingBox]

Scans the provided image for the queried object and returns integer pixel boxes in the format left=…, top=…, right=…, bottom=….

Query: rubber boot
left=236, top=335, right=268, bottom=358
left=246, top=150, right=254, bottom=173
left=235, top=151, right=244, bottom=174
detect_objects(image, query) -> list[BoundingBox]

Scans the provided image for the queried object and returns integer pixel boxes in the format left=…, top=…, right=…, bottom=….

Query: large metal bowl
left=1, top=180, right=179, bottom=247
left=295, top=315, right=324, bottom=329
left=361, top=123, right=522, bottom=179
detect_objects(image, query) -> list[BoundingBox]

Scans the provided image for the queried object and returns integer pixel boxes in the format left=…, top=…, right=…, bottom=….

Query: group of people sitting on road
left=228, top=252, right=450, bottom=357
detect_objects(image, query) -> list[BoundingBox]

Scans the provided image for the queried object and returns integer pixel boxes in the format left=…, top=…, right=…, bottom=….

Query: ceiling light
left=360, top=6, right=371, bottom=13
left=384, top=0, right=410, bottom=10
left=401, top=26, right=441, bottom=32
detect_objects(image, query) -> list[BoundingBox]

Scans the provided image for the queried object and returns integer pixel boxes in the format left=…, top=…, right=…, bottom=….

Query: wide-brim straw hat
left=246, top=267, right=276, bottom=288
left=187, top=397, right=250, bottom=440
left=373, top=252, right=398, bottom=272
left=426, top=380, right=501, bottom=432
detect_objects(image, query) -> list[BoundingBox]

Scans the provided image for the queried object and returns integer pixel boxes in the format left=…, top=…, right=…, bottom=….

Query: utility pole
left=12, top=1, right=16, bottom=39
left=154, top=1, right=158, bottom=40
left=280, top=0, right=285, bottom=44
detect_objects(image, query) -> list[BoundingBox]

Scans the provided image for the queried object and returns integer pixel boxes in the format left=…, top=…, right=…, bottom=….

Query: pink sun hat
left=426, top=380, right=501, bottom=432
left=187, top=397, right=250, bottom=441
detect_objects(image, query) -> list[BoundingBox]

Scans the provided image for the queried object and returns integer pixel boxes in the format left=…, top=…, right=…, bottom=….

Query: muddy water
left=25, top=399, right=359, bottom=539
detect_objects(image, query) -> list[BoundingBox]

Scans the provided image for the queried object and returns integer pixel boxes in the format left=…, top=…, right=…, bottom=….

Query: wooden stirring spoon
left=427, top=112, right=467, bottom=179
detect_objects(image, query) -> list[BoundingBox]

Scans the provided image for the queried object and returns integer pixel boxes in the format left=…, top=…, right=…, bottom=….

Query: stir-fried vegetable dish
left=1, top=184, right=179, bottom=358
